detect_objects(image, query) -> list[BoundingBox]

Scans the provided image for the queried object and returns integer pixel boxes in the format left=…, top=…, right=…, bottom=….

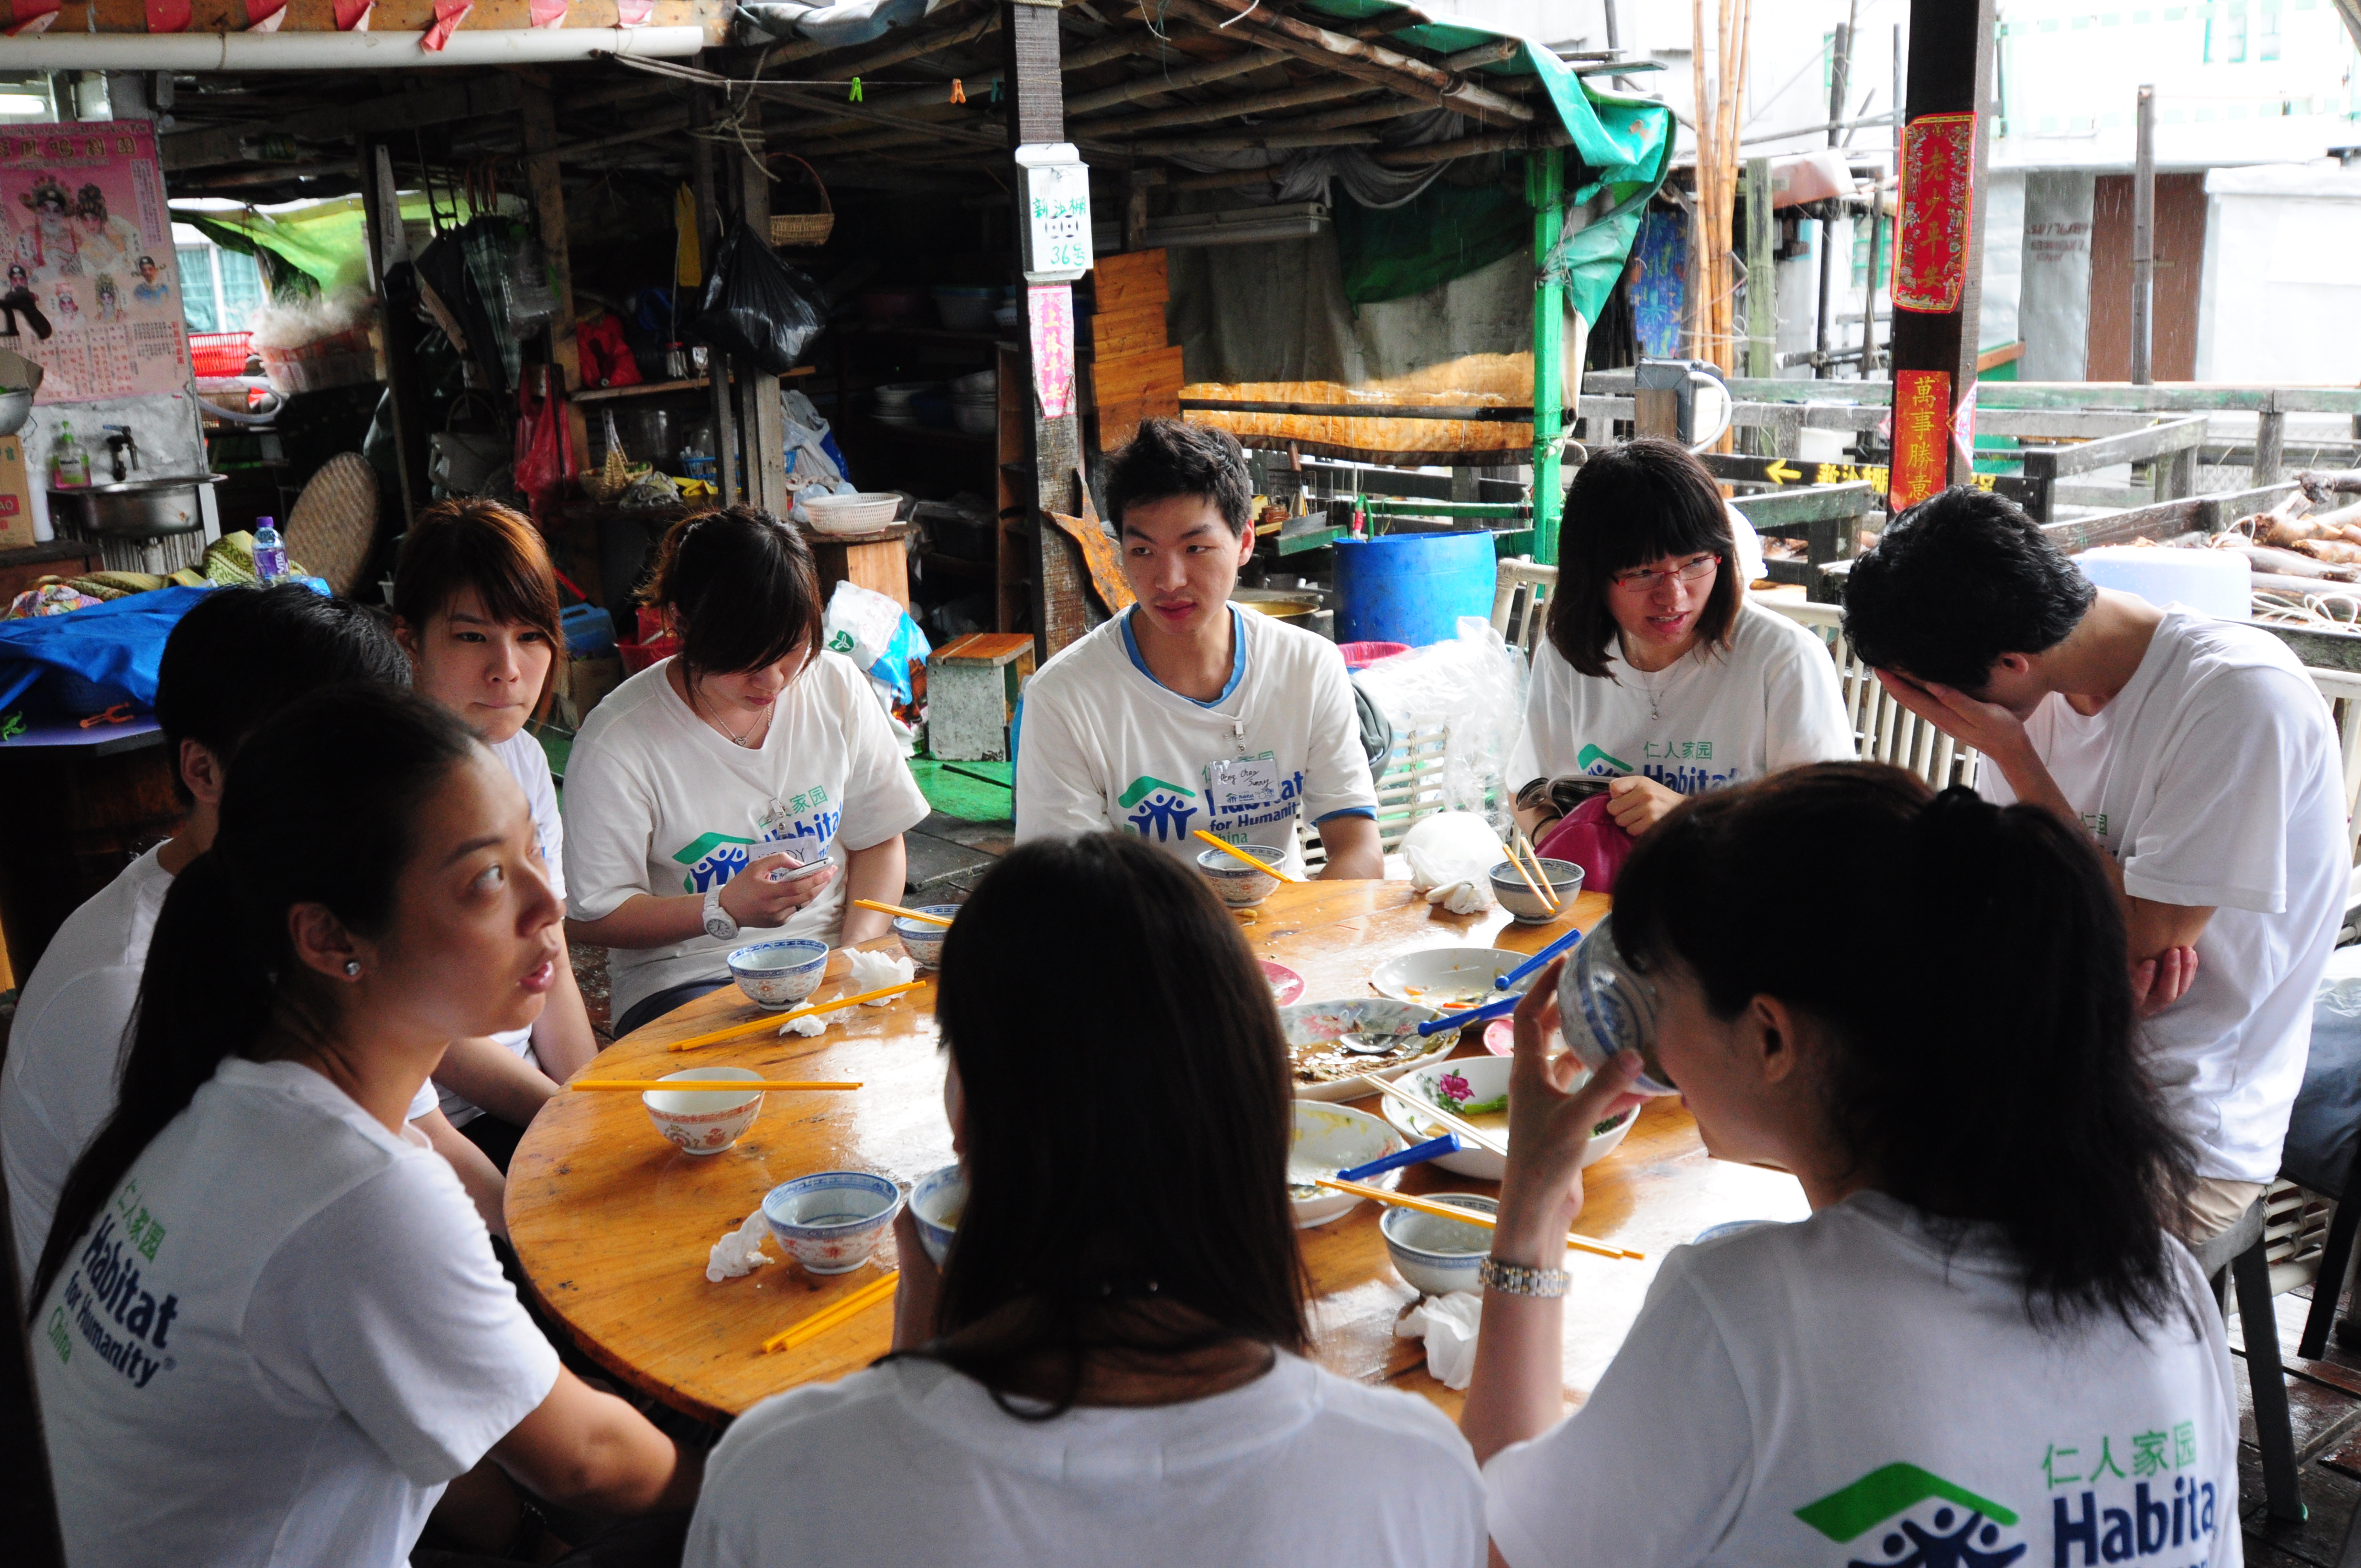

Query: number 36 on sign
left=1019, top=143, right=1094, bottom=284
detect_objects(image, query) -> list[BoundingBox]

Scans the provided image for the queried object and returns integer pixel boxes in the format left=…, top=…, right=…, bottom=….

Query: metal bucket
left=47, top=473, right=225, bottom=538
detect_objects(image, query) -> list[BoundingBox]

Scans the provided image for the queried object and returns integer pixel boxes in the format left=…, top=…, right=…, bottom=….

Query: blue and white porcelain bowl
left=1488, top=857, right=1584, bottom=924
left=909, top=1162, right=967, bottom=1266
left=761, top=1171, right=906, bottom=1275
left=1380, top=1193, right=1498, bottom=1296
left=1196, top=844, right=1285, bottom=908
left=892, top=905, right=961, bottom=968
left=727, top=938, right=829, bottom=1009
left=641, top=1066, right=765, bottom=1156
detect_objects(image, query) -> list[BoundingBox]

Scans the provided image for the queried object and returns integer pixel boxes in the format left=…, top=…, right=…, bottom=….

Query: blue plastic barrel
left=1333, top=532, right=1498, bottom=647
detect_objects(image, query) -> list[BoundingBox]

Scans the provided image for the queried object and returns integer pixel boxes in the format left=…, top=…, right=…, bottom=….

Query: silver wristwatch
left=702, top=885, right=739, bottom=942
left=1478, top=1255, right=1570, bottom=1298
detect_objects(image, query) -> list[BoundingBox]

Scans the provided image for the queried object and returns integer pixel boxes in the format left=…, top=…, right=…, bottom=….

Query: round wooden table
left=508, top=880, right=1808, bottom=1425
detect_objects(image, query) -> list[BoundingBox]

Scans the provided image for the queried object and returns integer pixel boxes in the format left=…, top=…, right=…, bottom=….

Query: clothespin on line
left=848, top=75, right=863, bottom=101
left=950, top=78, right=965, bottom=104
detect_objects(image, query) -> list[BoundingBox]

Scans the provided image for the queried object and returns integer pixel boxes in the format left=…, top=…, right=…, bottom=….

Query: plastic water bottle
left=50, top=420, right=86, bottom=488
left=253, top=515, right=289, bottom=585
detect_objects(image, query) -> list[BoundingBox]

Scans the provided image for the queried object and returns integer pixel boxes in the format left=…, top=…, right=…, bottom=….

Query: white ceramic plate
left=1379, top=1054, right=1636, bottom=1180
left=1288, top=1101, right=1402, bottom=1228
left=1369, top=947, right=1527, bottom=1008
left=1280, top=998, right=1452, bottom=1103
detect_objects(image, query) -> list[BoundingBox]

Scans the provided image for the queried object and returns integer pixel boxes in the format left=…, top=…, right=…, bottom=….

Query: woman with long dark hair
left=28, top=688, right=699, bottom=1564
left=392, top=497, right=600, bottom=1167
left=1511, top=439, right=1852, bottom=842
left=564, top=505, right=931, bottom=1037
left=684, top=833, right=1485, bottom=1567
left=1464, top=764, right=2235, bottom=1567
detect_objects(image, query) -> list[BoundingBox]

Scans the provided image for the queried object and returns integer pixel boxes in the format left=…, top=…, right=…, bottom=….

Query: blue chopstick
left=1416, top=990, right=1522, bottom=1035
left=1494, top=924, right=1586, bottom=990
left=1337, top=1133, right=1461, bottom=1183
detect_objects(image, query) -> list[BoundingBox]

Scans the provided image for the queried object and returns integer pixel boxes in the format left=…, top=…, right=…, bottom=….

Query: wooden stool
left=926, top=633, right=1033, bottom=762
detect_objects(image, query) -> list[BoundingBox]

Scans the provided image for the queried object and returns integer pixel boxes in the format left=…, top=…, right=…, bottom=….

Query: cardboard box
left=0, top=434, right=38, bottom=552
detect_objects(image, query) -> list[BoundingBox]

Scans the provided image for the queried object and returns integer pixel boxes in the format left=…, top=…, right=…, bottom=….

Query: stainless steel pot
left=48, top=473, right=226, bottom=539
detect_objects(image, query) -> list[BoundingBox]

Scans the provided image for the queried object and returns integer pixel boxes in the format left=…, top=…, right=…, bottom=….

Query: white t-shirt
left=686, top=1352, right=1484, bottom=1568
left=1977, top=607, right=2347, bottom=1184
left=1486, top=1192, right=2239, bottom=1568
left=435, top=732, right=568, bottom=1128
left=1510, top=599, right=1855, bottom=792
left=563, top=652, right=932, bottom=1022
left=32, top=1057, right=559, bottom=1568
left=1014, top=606, right=1379, bottom=878
left=2, top=847, right=440, bottom=1293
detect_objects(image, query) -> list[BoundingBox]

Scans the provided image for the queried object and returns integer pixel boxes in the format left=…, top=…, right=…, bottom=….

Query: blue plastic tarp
left=0, top=586, right=214, bottom=715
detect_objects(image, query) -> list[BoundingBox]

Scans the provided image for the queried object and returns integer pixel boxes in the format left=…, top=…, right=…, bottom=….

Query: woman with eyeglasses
left=1509, top=439, right=1853, bottom=841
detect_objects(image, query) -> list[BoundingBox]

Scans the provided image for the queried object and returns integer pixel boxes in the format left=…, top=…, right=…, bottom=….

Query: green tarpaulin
left=1296, top=0, right=1672, bottom=318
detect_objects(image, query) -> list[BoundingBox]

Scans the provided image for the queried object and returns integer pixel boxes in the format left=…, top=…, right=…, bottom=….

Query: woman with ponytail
left=563, top=506, right=929, bottom=1037
left=1463, top=763, right=2237, bottom=1568
left=29, top=687, right=699, bottom=1566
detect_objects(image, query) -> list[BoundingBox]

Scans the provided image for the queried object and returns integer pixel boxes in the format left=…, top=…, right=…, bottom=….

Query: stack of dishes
left=872, top=382, right=937, bottom=427
left=949, top=368, right=996, bottom=437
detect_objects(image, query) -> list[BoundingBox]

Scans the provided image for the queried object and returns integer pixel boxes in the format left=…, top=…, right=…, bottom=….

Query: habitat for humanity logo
left=1118, top=776, right=1197, bottom=842
left=1576, top=743, right=1633, bottom=775
left=673, top=831, right=761, bottom=894
left=1796, top=1463, right=2027, bottom=1568
left=46, top=1180, right=179, bottom=1391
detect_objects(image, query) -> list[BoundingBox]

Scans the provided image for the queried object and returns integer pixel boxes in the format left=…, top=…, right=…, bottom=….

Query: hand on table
left=889, top=1205, right=943, bottom=1352
left=2132, top=945, right=2200, bottom=1019
left=1605, top=775, right=1684, bottom=836
left=720, top=851, right=835, bottom=929
left=1873, top=668, right=2033, bottom=763
left=1491, top=958, right=1649, bottom=1259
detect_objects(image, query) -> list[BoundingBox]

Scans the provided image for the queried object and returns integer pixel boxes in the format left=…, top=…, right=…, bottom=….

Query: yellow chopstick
left=1500, top=835, right=1552, bottom=907
left=761, top=1268, right=901, bottom=1353
left=571, top=1080, right=862, bottom=1092
left=1314, top=1178, right=1642, bottom=1261
left=667, top=980, right=928, bottom=1051
left=1513, top=830, right=1561, bottom=912
left=1358, top=1073, right=1509, bottom=1159
left=853, top=898, right=954, bottom=927
left=1191, top=829, right=1301, bottom=883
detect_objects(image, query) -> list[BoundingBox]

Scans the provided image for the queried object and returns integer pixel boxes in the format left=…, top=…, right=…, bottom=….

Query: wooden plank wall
left=1089, top=248, right=1179, bottom=449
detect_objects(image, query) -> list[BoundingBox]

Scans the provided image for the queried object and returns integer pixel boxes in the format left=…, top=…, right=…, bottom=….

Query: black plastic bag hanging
left=688, top=221, right=824, bottom=376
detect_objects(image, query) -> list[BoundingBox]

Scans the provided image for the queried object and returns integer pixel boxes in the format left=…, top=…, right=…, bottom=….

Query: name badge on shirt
left=1205, top=752, right=1282, bottom=816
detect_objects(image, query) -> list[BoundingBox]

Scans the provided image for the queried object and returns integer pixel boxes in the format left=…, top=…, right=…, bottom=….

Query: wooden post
left=691, top=95, right=738, bottom=511
left=1744, top=155, right=1775, bottom=379
left=1529, top=146, right=1565, bottom=566
left=520, top=84, right=589, bottom=483
left=357, top=138, right=429, bottom=531
left=1885, top=0, right=1996, bottom=512
left=2130, top=83, right=2156, bottom=386
left=1003, top=0, right=1089, bottom=657
left=735, top=96, right=788, bottom=515
left=2256, top=404, right=2286, bottom=487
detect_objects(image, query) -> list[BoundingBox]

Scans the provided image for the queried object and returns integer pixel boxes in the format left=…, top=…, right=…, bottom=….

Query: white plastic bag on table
left=1352, top=618, right=1529, bottom=838
left=1395, top=1290, right=1484, bottom=1390
left=1401, top=811, right=1505, bottom=913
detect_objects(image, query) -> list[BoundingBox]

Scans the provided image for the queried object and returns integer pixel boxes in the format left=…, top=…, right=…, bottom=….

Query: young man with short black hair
left=1844, top=486, right=2347, bottom=1244
left=1015, top=419, right=1382, bottom=879
left=2, top=585, right=507, bottom=1297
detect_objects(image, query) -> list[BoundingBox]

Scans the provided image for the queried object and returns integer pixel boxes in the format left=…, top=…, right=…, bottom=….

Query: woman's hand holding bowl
left=1491, top=958, right=1647, bottom=1264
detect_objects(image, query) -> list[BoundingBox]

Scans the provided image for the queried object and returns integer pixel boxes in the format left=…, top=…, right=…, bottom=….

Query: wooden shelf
left=851, top=417, right=994, bottom=452
left=836, top=323, right=1016, bottom=347
left=573, top=367, right=816, bottom=405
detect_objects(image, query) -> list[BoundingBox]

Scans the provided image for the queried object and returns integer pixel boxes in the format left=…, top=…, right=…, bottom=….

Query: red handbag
left=1534, top=792, right=1635, bottom=895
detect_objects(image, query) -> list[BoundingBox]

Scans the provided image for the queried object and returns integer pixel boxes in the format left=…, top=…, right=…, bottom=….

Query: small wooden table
left=799, top=521, right=912, bottom=612
left=507, top=880, right=1807, bottom=1426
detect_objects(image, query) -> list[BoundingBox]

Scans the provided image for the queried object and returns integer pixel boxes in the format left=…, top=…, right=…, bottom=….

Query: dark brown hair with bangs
left=1544, top=437, right=1742, bottom=678
left=641, top=505, right=826, bottom=694
left=391, top=498, right=567, bottom=714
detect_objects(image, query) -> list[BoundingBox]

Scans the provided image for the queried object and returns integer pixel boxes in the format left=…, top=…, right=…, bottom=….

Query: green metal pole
left=1528, top=146, right=1565, bottom=565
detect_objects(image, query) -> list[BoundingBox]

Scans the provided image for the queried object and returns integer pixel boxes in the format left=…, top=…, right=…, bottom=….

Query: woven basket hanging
left=768, top=154, right=835, bottom=249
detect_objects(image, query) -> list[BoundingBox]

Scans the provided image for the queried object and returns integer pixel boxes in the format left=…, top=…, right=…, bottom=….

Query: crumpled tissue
left=1407, top=845, right=1494, bottom=915
left=706, top=1210, right=774, bottom=1283
left=775, top=949, right=918, bottom=1037
left=1395, top=1291, right=1484, bottom=1390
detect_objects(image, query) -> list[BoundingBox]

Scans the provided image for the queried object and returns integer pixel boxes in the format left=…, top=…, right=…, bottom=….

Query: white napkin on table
left=1395, top=1291, right=1484, bottom=1390
left=1406, top=844, right=1494, bottom=914
left=706, top=1210, right=774, bottom=1283
left=842, top=948, right=916, bottom=999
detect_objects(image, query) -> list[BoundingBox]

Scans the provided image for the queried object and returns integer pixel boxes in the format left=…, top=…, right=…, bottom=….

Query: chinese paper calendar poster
left=0, top=121, right=191, bottom=401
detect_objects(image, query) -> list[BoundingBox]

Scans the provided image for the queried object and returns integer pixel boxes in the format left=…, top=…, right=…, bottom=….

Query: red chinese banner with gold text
left=1894, top=112, right=1977, bottom=314
left=1890, top=369, right=1952, bottom=511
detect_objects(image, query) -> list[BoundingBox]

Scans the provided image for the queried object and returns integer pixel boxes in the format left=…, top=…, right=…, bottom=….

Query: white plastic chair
left=1490, top=557, right=1558, bottom=660
left=1299, top=721, right=1450, bottom=873
left=2307, top=666, right=2361, bottom=864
